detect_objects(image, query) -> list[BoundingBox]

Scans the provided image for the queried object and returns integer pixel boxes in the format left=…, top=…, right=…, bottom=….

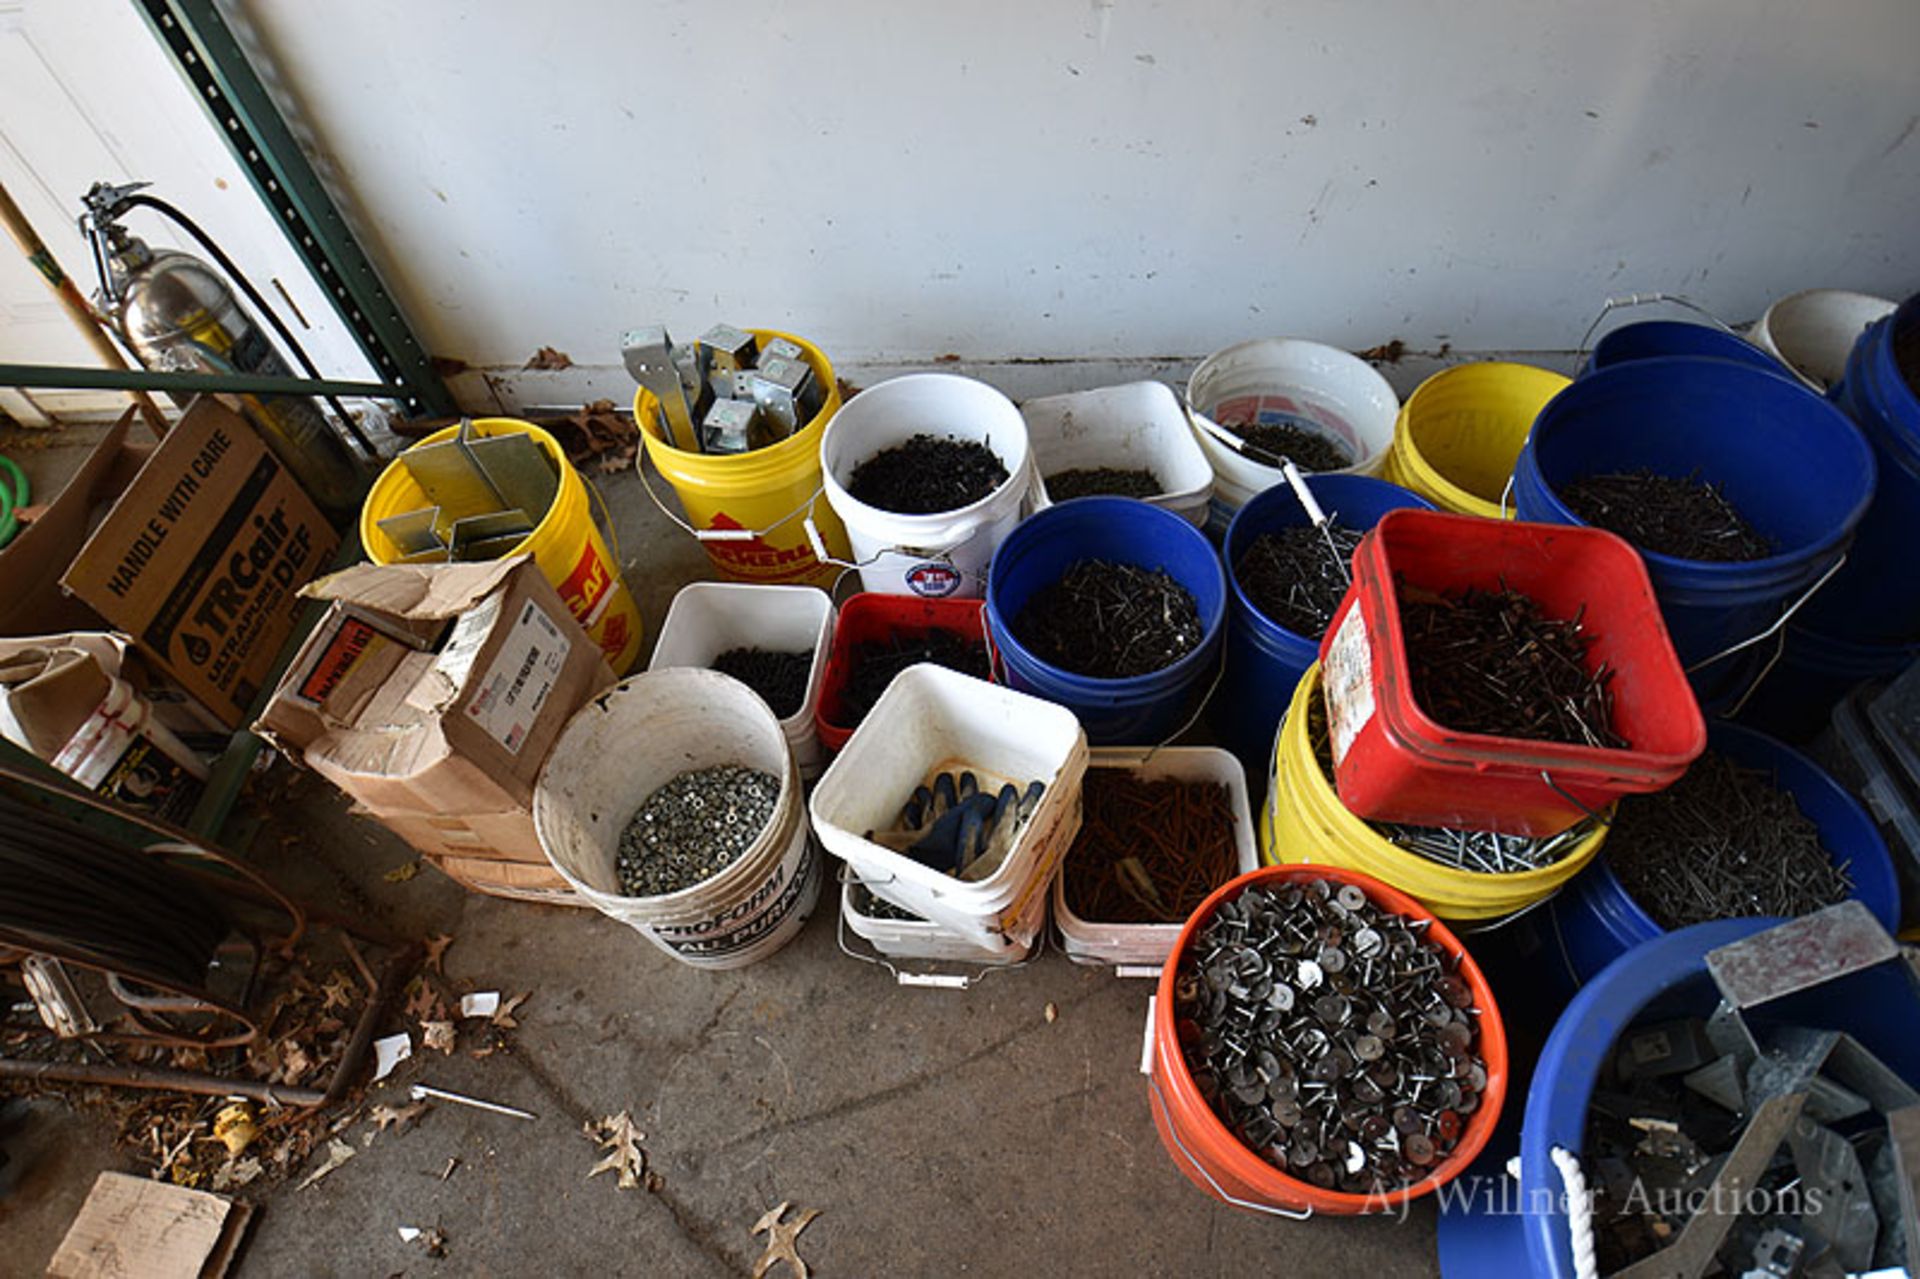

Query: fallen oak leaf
left=369, top=1100, right=428, bottom=1132
left=584, top=1111, right=650, bottom=1190
left=383, top=861, right=420, bottom=883
left=751, top=1201, right=820, bottom=1279
left=423, top=933, right=454, bottom=975
left=297, top=1137, right=357, bottom=1190
left=523, top=345, right=574, bottom=371
left=491, top=991, right=530, bottom=1030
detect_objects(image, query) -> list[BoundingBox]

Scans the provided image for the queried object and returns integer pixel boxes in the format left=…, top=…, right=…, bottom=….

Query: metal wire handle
left=1575, top=292, right=1743, bottom=376
left=1143, top=1071, right=1315, bottom=1220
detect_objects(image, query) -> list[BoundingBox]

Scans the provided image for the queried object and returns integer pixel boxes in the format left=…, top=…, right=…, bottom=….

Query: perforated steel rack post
left=131, top=0, right=457, bottom=419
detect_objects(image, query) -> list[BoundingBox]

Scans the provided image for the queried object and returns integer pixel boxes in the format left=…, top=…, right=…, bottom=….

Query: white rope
left=1551, top=1145, right=1600, bottom=1279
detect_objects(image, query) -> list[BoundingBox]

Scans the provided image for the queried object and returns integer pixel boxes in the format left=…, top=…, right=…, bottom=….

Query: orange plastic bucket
left=1148, top=863, right=1508, bottom=1216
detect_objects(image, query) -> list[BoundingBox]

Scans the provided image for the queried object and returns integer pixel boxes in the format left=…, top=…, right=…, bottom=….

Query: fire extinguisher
left=79, top=180, right=370, bottom=513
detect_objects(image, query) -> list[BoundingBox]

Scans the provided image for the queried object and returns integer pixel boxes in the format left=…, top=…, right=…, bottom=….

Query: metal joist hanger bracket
left=130, top=0, right=457, bottom=418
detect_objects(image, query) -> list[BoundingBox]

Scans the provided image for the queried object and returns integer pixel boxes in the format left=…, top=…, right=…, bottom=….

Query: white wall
left=230, top=0, right=1920, bottom=404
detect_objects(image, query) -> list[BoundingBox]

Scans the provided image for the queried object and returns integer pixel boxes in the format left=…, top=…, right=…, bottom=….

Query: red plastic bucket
left=814, top=593, right=992, bottom=751
left=1148, top=862, right=1508, bottom=1216
left=1318, top=509, right=1704, bottom=836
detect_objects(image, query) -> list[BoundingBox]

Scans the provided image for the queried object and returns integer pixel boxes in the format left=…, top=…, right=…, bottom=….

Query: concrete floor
left=2, top=421, right=1449, bottom=1278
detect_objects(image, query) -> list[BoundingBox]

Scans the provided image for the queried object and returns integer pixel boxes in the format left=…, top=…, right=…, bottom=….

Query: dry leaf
left=422, top=1020, right=456, bottom=1054
left=213, top=1103, right=257, bottom=1155
left=523, top=346, right=574, bottom=371
left=404, top=979, right=445, bottom=1024
left=1043, top=1002, right=1059, bottom=1024
left=297, top=1137, right=357, bottom=1190
left=584, top=1111, right=649, bottom=1190
left=423, top=934, right=454, bottom=975
left=384, top=861, right=420, bottom=883
left=370, top=1100, right=428, bottom=1132
left=321, top=972, right=357, bottom=1012
left=751, top=1201, right=821, bottom=1279
left=212, top=1156, right=263, bottom=1191
left=491, top=991, right=530, bottom=1030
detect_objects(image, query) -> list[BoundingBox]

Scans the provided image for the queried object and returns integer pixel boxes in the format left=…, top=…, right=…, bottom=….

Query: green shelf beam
left=0, top=362, right=402, bottom=400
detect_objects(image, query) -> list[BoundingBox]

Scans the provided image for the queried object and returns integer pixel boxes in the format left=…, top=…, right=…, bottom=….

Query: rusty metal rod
left=0, top=1054, right=325, bottom=1107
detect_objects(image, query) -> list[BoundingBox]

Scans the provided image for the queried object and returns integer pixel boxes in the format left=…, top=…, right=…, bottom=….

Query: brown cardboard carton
left=432, top=854, right=584, bottom=907
left=255, top=555, right=614, bottom=843
left=59, top=399, right=338, bottom=727
left=0, top=411, right=151, bottom=637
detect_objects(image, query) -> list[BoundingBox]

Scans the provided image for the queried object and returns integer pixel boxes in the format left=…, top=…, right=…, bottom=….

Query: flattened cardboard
left=0, top=411, right=150, bottom=637
left=47, top=1171, right=252, bottom=1279
left=255, top=555, right=612, bottom=831
left=60, top=399, right=338, bottom=727
left=433, top=853, right=585, bottom=906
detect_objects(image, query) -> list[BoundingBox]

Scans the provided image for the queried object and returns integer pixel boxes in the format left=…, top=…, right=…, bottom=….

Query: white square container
left=839, top=876, right=1031, bottom=964
left=1022, top=381, right=1214, bottom=526
left=809, top=665, right=1088, bottom=953
left=1053, top=746, right=1259, bottom=972
left=648, top=582, right=834, bottom=779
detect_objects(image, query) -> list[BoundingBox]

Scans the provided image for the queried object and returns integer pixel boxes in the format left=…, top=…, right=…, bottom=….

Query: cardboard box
left=256, top=556, right=614, bottom=864
left=433, top=854, right=585, bottom=907
left=0, top=411, right=151, bottom=638
left=60, top=399, right=339, bottom=728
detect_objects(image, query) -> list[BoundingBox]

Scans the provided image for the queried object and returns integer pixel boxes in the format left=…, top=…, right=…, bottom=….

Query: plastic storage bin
left=1022, top=381, right=1214, bottom=525
left=1052, top=746, right=1259, bottom=970
left=814, top=593, right=992, bottom=752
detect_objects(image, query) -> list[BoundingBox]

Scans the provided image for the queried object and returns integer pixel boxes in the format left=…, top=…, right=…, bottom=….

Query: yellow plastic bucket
left=1259, top=663, right=1608, bottom=920
left=632, top=329, right=850, bottom=589
left=359, top=418, right=644, bottom=674
left=1387, top=363, right=1570, bottom=519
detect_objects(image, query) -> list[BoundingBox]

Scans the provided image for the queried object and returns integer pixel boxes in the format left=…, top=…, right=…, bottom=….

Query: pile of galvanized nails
left=1173, top=878, right=1487, bottom=1196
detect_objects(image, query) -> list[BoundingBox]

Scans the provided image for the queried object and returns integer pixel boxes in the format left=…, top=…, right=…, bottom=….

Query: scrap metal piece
left=408, top=1083, right=536, bottom=1120
left=1683, top=1055, right=1746, bottom=1114
left=1706, top=902, right=1898, bottom=1009
left=401, top=418, right=510, bottom=519
left=1706, top=1001, right=1763, bottom=1070
left=1622, top=1019, right=1717, bottom=1080
left=1741, top=1227, right=1803, bottom=1278
left=1827, top=1034, right=1920, bottom=1116
left=1863, top=1130, right=1908, bottom=1271
left=463, top=431, right=558, bottom=519
left=749, top=354, right=813, bottom=437
left=623, top=326, right=700, bottom=452
left=698, top=323, right=758, bottom=373
left=377, top=507, right=447, bottom=558
left=21, top=955, right=96, bottom=1038
left=1890, top=1104, right=1920, bottom=1276
left=449, top=510, right=533, bottom=562
left=760, top=336, right=804, bottom=364
left=1746, top=1028, right=1840, bottom=1110
left=1789, top=1116, right=1880, bottom=1272
left=700, top=398, right=767, bottom=455
left=1612, top=1091, right=1807, bottom=1279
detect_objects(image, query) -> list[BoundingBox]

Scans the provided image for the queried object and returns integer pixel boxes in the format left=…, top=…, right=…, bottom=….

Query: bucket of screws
left=1185, top=338, right=1401, bottom=537
left=811, top=664, right=1088, bottom=953
left=1021, top=381, right=1216, bottom=525
left=1515, top=357, right=1876, bottom=705
left=814, top=593, right=993, bottom=752
left=1054, top=747, right=1259, bottom=969
left=648, top=582, right=835, bottom=779
left=1263, top=664, right=1611, bottom=921
left=534, top=669, right=820, bottom=970
left=819, top=373, right=1031, bottom=598
left=1149, top=863, right=1508, bottom=1214
left=1547, top=720, right=1901, bottom=988
left=986, top=497, right=1227, bottom=745
left=1220, top=473, right=1434, bottom=769
left=1320, top=509, right=1705, bottom=836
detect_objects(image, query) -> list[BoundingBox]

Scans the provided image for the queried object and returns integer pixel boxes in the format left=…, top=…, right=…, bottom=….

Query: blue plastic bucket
left=985, top=496, right=1226, bottom=745
left=1586, top=320, right=1789, bottom=377
left=1437, top=917, right=1920, bottom=1278
left=1544, top=720, right=1901, bottom=990
left=1734, top=624, right=1920, bottom=743
left=1805, top=297, right=1920, bottom=641
left=1219, top=475, right=1432, bottom=772
left=1515, top=358, right=1876, bottom=703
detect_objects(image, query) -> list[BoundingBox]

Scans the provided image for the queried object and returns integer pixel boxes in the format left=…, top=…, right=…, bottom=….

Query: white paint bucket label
left=1322, top=606, right=1375, bottom=766
left=647, top=837, right=818, bottom=962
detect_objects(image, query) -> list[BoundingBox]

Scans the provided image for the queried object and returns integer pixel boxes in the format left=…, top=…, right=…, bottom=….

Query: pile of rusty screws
left=1173, top=878, right=1488, bottom=1196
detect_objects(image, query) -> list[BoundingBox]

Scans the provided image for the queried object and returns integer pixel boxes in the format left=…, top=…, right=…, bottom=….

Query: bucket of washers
left=1147, top=862, right=1508, bottom=1216
left=534, top=669, right=820, bottom=969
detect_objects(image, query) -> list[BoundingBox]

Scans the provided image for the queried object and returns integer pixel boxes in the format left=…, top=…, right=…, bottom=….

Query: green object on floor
left=0, top=453, right=26, bottom=549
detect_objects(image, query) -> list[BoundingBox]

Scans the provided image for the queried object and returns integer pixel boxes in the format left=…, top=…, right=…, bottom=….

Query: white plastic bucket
left=840, top=876, right=1030, bottom=963
left=1185, top=338, right=1400, bottom=537
left=647, top=582, right=834, bottom=780
left=809, top=664, right=1088, bottom=953
left=1749, top=289, right=1898, bottom=392
left=534, top=669, right=821, bottom=969
left=819, top=374, right=1032, bottom=599
left=1021, top=381, right=1214, bottom=526
left=1052, top=747, right=1259, bottom=972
